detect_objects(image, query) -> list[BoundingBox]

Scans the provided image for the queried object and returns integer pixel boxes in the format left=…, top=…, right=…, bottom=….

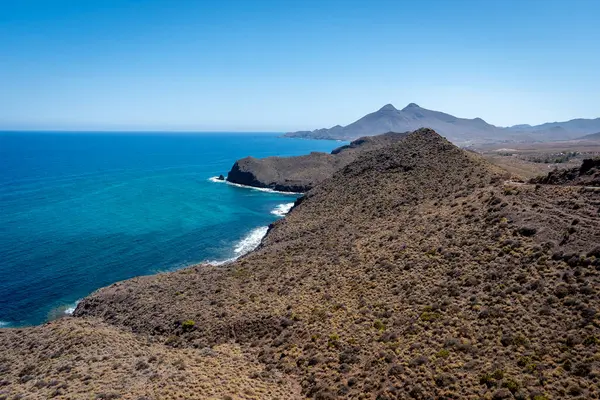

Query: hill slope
left=2, top=129, right=599, bottom=399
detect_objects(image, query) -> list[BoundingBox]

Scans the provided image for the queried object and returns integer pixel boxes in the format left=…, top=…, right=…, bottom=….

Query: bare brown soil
left=1, top=129, right=599, bottom=399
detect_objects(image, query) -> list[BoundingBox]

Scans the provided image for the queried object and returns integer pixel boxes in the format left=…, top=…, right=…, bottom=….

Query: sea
left=0, top=132, right=344, bottom=327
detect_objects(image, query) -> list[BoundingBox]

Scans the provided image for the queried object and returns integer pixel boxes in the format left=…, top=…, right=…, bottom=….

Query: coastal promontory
left=226, top=131, right=409, bottom=192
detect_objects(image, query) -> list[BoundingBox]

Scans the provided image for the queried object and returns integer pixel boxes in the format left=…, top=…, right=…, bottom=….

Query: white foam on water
left=64, top=300, right=81, bottom=315
left=234, top=226, right=269, bottom=255
left=208, top=176, right=226, bottom=183
left=0, top=321, right=10, bottom=328
left=205, top=257, right=237, bottom=266
left=204, top=226, right=270, bottom=266
left=271, top=202, right=295, bottom=217
left=208, top=176, right=302, bottom=195
left=202, top=177, right=299, bottom=266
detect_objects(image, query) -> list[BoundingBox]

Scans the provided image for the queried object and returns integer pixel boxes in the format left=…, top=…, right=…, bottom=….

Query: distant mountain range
left=577, top=131, right=600, bottom=141
left=284, top=103, right=600, bottom=144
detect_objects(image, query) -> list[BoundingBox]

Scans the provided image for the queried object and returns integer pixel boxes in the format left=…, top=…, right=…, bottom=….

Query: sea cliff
left=226, top=131, right=408, bottom=192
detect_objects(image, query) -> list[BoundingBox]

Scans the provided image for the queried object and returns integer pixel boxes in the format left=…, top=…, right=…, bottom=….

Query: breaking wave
left=64, top=300, right=80, bottom=315
left=205, top=226, right=269, bottom=266
left=202, top=179, right=298, bottom=266
left=46, top=299, right=82, bottom=322
left=208, top=176, right=301, bottom=195
left=271, top=202, right=295, bottom=217
left=208, top=176, right=226, bottom=183
left=234, top=226, right=269, bottom=255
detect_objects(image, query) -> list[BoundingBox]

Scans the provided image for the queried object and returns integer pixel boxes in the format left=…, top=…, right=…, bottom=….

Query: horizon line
left=0, top=129, right=288, bottom=134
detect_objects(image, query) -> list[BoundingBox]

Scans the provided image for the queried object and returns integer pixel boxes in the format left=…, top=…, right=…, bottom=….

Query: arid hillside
left=1, top=129, right=599, bottom=400
left=0, top=318, right=300, bottom=399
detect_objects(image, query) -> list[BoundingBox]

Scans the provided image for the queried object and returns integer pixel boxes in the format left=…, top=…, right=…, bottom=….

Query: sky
left=1, top=0, right=599, bottom=132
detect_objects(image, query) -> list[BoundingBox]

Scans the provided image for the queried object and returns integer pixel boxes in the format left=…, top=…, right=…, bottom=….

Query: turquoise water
left=0, top=132, right=343, bottom=327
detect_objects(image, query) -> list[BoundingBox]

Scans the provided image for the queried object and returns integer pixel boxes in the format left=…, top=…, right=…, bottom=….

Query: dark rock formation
left=530, top=157, right=600, bottom=186
left=226, top=131, right=409, bottom=192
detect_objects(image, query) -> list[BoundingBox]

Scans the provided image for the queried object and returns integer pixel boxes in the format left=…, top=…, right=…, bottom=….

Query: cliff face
left=226, top=131, right=409, bottom=192
left=2, top=129, right=600, bottom=399
left=226, top=152, right=337, bottom=193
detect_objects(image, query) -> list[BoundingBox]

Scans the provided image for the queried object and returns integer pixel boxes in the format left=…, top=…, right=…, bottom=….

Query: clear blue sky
left=1, top=0, right=599, bottom=131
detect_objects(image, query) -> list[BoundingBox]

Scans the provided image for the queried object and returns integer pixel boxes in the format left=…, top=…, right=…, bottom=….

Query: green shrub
left=479, top=373, right=495, bottom=388
left=182, top=319, right=195, bottom=332
left=435, top=349, right=450, bottom=358
left=512, top=334, right=528, bottom=347
left=492, top=369, right=505, bottom=380
left=525, top=362, right=538, bottom=373
left=328, top=333, right=340, bottom=348
left=502, top=378, right=520, bottom=393
left=420, top=311, right=441, bottom=322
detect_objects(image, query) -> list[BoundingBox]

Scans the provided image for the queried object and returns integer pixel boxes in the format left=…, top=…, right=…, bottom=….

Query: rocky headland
left=1, top=129, right=599, bottom=399
left=226, top=131, right=408, bottom=192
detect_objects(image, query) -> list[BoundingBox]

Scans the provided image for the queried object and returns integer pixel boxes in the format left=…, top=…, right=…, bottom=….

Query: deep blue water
left=0, top=132, right=343, bottom=327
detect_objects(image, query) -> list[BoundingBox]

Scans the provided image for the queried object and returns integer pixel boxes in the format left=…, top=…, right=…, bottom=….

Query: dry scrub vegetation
left=0, top=318, right=299, bottom=399
left=2, top=129, right=599, bottom=399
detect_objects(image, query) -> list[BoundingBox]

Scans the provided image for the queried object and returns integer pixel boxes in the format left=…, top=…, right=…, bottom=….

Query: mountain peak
left=285, top=102, right=600, bottom=143
left=378, top=104, right=398, bottom=112
left=402, top=103, right=421, bottom=111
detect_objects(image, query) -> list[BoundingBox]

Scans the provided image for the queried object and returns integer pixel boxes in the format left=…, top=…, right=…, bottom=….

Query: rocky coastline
left=1, top=129, right=599, bottom=399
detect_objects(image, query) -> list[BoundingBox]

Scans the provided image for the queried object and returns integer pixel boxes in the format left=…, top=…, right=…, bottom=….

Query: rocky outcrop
left=226, top=131, right=409, bottom=192
left=226, top=152, right=335, bottom=192
left=530, top=157, right=600, bottom=186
